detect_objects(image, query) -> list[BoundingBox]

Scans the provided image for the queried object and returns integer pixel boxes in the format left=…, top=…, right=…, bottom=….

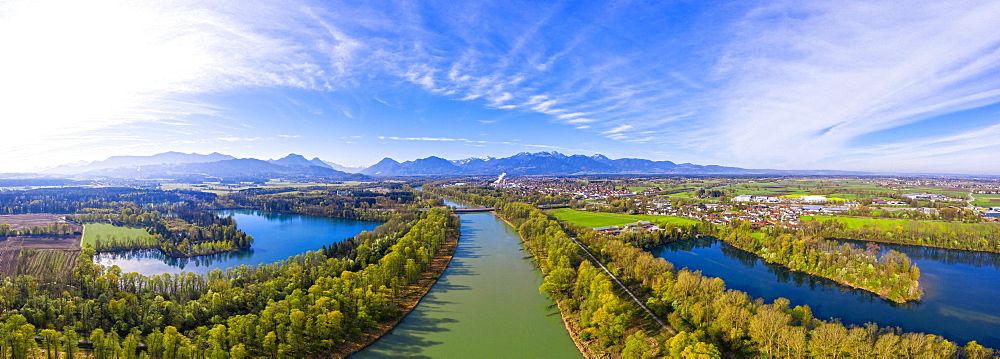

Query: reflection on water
left=97, top=247, right=256, bottom=270
left=834, top=237, right=1000, bottom=270
left=653, top=237, right=1000, bottom=348
left=95, top=210, right=381, bottom=275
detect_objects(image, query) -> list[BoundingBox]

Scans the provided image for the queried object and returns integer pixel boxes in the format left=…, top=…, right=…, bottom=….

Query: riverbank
left=496, top=214, right=597, bottom=359
left=334, top=215, right=461, bottom=358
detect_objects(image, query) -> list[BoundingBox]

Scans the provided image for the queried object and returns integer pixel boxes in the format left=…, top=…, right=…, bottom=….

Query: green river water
left=353, top=211, right=580, bottom=358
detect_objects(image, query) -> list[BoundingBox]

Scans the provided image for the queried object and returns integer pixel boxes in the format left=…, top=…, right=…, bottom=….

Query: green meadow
left=546, top=208, right=699, bottom=228
left=971, top=193, right=1000, bottom=207
left=801, top=215, right=956, bottom=230
left=82, top=223, right=153, bottom=247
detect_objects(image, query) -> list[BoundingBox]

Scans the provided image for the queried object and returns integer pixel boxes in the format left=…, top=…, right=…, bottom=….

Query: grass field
left=82, top=223, right=153, bottom=247
left=731, top=179, right=887, bottom=199
left=971, top=193, right=1000, bottom=207
left=547, top=208, right=700, bottom=228
left=901, top=186, right=969, bottom=198
left=801, top=216, right=957, bottom=230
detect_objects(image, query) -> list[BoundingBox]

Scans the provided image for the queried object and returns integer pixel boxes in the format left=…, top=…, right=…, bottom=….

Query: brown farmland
left=0, top=213, right=82, bottom=232
left=0, top=213, right=83, bottom=278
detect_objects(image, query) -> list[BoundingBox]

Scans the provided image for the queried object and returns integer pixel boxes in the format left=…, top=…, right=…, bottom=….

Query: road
left=567, top=236, right=675, bottom=335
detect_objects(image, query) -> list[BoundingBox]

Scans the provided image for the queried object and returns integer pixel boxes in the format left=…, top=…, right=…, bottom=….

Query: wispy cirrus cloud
left=7, top=0, right=1000, bottom=173
left=709, top=1, right=1000, bottom=169
left=0, top=0, right=369, bottom=169
left=363, top=1, right=1000, bottom=171
left=378, top=135, right=593, bottom=154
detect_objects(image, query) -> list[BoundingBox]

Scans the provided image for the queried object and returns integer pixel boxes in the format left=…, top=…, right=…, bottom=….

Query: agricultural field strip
left=801, top=215, right=993, bottom=230
left=548, top=208, right=698, bottom=228
left=0, top=213, right=79, bottom=231
left=971, top=192, right=1000, bottom=207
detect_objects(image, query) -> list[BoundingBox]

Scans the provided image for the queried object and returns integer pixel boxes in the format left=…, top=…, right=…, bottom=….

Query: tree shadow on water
left=452, top=243, right=485, bottom=259
left=441, top=258, right=479, bottom=277
left=351, top=298, right=462, bottom=358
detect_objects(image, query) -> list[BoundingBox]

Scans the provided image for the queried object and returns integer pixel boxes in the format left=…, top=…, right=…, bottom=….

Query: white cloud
left=603, top=125, right=633, bottom=134
left=712, top=1, right=1000, bottom=169
left=379, top=135, right=594, bottom=154
left=218, top=137, right=266, bottom=142
left=379, top=136, right=486, bottom=144
left=6, top=0, right=1000, bottom=173
left=489, top=92, right=513, bottom=106
left=0, top=0, right=365, bottom=170
left=556, top=112, right=588, bottom=120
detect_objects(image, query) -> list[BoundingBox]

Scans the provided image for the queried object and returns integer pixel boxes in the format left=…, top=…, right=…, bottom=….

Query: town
left=447, top=175, right=1000, bottom=231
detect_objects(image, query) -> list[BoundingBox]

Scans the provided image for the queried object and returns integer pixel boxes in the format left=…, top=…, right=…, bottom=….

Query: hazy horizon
left=3, top=1, right=1000, bottom=174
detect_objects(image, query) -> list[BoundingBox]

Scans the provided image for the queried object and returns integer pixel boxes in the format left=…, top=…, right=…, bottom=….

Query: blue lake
left=95, top=209, right=381, bottom=275
left=652, top=238, right=1000, bottom=348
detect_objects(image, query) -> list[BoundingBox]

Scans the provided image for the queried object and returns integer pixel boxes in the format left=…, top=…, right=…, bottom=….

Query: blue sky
left=2, top=0, right=1000, bottom=174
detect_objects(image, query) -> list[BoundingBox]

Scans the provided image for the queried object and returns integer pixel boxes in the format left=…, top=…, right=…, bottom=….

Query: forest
left=212, top=185, right=434, bottom=222
left=719, top=224, right=923, bottom=303
left=799, top=217, right=1000, bottom=253
left=0, top=188, right=253, bottom=258
left=429, top=184, right=996, bottom=358
left=0, top=186, right=459, bottom=357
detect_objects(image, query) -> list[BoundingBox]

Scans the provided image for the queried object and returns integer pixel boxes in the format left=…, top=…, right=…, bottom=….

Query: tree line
left=0, top=223, right=74, bottom=237
left=719, top=222, right=923, bottom=303
left=520, top=201, right=992, bottom=357
left=799, top=217, right=1000, bottom=253
left=213, top=186, right=425, bottom=223
left=431, top=184, right=995, bottom=357
left=0, top=206, right=457, bottom=358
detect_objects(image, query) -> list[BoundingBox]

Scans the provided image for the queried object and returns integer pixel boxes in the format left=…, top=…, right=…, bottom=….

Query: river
left=94, top=209, right=381, bottom=275
left=652, top=237, right=1000, bottom=348
left=354, top=203, right=579, bottom=358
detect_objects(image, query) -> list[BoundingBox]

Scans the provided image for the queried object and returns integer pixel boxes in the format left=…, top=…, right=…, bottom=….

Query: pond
left=94, top=209, right=381, bottom=275
left=652, top=237, right=1000, bottom=348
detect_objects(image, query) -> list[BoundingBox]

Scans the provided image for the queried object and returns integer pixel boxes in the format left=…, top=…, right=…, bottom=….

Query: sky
left=2, top=0, right=1000, bottom=174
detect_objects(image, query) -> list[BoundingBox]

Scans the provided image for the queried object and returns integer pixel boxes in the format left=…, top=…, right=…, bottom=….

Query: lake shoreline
left=653, top=236, right=1000, bottom=348
left=718, top=236, right=920, bottom=304
left=97, top=210, right=381, bottom=275
left=336, top=214, right=462, bottom=358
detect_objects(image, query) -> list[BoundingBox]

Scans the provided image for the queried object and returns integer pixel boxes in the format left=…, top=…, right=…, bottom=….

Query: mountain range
left=37, top=151, right=859, bottom=181
left=360, top=151, right=772, bottom=176
left=43, top=153, right=365, bottom=182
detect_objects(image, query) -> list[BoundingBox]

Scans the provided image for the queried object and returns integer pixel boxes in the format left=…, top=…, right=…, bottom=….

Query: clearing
left=82, top=223, right=153, bottom=247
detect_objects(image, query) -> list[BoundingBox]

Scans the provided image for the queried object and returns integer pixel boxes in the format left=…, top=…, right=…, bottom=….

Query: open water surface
left=653, top=237, right=1000, bottom=347
left=354, top=202, right=579, bottom=358
left=95, top=209, right=381, bottom=275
